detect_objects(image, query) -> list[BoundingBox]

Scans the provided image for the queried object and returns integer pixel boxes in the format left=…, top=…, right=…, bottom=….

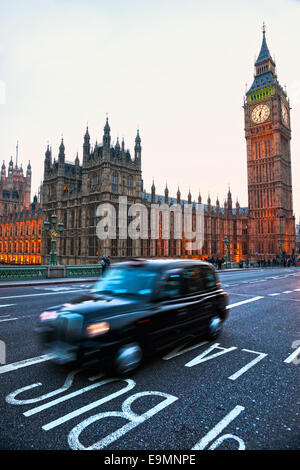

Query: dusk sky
left=0, top=0, right=299, bottom=220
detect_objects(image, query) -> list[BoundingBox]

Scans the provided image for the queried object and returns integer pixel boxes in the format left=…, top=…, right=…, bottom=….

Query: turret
left=216, top=196, right=220, bottom=214
left=26, top=161, right=32, bottom=179
left=151, top=179, right=156, bottom=203
left=58, top=138, right=65, bottom=164
left=8, top=157, right=13, bottom=177
left=236, top=199, right=240, bottom=216
left=134, top=129, right=142, bottom=163
left=1, top=161, right=6, bottom=179
left=83, top=126, right=90, bottom=165
left=188, top=189, right=192, bottom=204
left=177, top=187, right=181, bottom=204
left=164, top=183, right=169, bottom=204
left=227, top=187, right=232, bottom=211
left=115, top=138, right=121, bottom=158
left=103, top=117, right=111, bottom=154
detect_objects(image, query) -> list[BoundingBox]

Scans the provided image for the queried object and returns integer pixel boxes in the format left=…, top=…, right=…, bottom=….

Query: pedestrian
left=100, top=255, right=106, bottom=275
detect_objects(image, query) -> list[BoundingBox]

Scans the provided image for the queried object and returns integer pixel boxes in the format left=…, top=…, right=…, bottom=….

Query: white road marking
left=228, top=349, right=268, bottom=381
left=0, top=317, right=18, bottom=323
left=25, top=378, right=115, bottom=417
left=6, top=369, right=80, bottom=405
left=0, top=304, right=15, bottom=308
left=0, top=354, right=53, bottom=375
left=294, top=289, right=300, bottom=292
left=162, top=341, right=208, bottom=361
left=67, top=391, right=178, bottom=450
left=0, top=290, right=87, bottom=300
left=192, top=405, right=245, bottom=450
left=43, top=379, right=137, bottom=431
left=268, top=293, right=280, bottom=296
left=226, top=296, right=264, bottom=309
left=185, top=343, right=237, bottom=368
left=284, top=347, right=300, bottom=364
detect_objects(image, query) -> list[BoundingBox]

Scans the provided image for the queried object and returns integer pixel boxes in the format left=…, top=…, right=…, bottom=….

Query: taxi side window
left=203, top=268, right=217, bottom=289
left=183, top=267, right=205, bottom=294
left=160, top=273, right=182, bottom=299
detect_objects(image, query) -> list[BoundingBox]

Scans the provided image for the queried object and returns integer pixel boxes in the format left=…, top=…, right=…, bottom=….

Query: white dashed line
left=268, top=293, right=280, bottom=296
left=226, top=296, right=264, bottom=309
left=0, top=290, right=87, bottom=300
left=0, top=317, right=18, bottom=323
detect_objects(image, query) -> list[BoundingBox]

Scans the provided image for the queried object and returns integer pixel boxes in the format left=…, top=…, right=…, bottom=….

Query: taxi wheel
left=207, top=315, right=222, bottom=340
left=113, top=342, right=143, bottom=377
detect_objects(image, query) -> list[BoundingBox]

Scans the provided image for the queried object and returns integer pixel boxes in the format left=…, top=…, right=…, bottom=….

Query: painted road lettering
left=6, top=369, right=80, bottom=405
left=185, top=343, right=237, bottom=368
left=68, top=391, right=178, bottom=450
left=192, top=405, right=245, bottom=450
left=228, top=349, right=268, bottom=381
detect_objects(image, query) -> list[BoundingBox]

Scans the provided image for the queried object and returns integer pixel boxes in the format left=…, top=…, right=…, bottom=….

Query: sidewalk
left=0, top=267, right=262, bottom=288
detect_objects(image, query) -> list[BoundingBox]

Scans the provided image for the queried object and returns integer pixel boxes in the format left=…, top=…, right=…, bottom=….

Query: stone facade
left=296, top=222, right=300, bottom=256
left=0, top=154, right=42, bottom=264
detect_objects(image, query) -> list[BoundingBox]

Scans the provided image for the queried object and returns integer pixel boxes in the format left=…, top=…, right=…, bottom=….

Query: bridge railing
left=65, top=265, right=102, bottom=278
left=0, top=265, right=102, bottom=280
left=0, top=266, right=47, bottom=280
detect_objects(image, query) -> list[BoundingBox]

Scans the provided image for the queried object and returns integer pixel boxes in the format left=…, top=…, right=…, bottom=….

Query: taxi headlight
left=40, top=311, right=58, bottom=321
left=86, top=321, right=110, bottom=337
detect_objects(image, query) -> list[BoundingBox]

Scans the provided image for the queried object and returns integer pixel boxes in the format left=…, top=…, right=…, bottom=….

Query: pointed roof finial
left=16, top=140, right=19, bottom=166
left=255, top=22, right=274, bottom=66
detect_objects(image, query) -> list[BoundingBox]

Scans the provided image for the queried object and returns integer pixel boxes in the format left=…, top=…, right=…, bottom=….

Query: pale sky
left=0, top=0, right=299, bottom=221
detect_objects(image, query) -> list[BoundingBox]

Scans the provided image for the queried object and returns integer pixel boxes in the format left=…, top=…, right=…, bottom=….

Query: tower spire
left=255, top=23, right=274, bottom=66
left=16, top=141, right=19, bottom=167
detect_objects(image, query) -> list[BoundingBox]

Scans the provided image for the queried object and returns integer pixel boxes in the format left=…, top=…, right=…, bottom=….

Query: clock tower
left=244, top=25, right=295, bottom=260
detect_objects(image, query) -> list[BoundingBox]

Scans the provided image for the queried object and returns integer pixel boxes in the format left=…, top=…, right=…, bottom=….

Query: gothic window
left=78, top=209, right=82, bottom=228
left=127, top=176, right=133, bottom=195
left=88, top=236, right=96, bottom=256
left=70, top=238, right=74, bottom=255
left=64, top=211, right=68, bottom=229
left=126, top=238, right=133, bottom=257
left=71, top=210, right=75, bottom=228
left=111, top=239, right=117, bottom=256
left=78, top=237, right=81, bottom=256
left=63, top=238, right=67, bottom=256
left=92, top=174, right=99, bottom=186
left=112, top=173, right=119, bottom=193
left=89, top=207, right=95, bottom=226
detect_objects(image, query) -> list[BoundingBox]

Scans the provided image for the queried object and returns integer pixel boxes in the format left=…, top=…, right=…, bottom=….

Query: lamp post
left=223, top=236, right=230, bottom=269
left=43, top=215, right=64, bottom=266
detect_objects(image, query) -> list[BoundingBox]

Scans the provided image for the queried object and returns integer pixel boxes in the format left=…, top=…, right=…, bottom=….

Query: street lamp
left=223, top=236, right=230, bottom=269
left=43, top=214, right=64, bottom=266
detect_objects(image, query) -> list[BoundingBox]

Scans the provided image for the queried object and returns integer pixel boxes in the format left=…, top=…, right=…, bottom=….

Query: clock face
left=251, top=103, right=271, bottom=124
left=281, top=102, right=289, bottom=126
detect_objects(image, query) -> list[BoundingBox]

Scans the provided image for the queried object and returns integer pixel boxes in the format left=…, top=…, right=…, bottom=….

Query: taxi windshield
left=92, top=266, right=159, bottom=298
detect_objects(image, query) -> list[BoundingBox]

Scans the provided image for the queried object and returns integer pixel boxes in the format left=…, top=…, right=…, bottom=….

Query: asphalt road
left=0, top=268, right=299, bottom=450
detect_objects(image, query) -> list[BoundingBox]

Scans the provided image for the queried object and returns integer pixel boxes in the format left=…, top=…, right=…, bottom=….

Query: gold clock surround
left=251, top=103, right=271, bottom=124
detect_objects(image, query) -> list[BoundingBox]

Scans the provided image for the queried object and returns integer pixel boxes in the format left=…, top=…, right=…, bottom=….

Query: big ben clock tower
left=244, top=25, right=295, bottom=260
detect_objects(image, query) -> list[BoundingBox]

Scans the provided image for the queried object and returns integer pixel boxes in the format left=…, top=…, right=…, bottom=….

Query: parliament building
left=1, top=27, right=296, bottom=265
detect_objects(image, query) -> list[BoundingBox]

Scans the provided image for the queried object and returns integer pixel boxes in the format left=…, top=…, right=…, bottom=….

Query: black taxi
left=37, top=259, right=229, bottom=376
